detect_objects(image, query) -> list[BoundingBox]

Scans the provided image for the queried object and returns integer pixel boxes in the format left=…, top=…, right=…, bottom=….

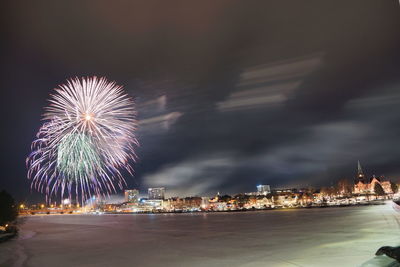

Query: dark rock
left=376, top=246, right=400, bottom=262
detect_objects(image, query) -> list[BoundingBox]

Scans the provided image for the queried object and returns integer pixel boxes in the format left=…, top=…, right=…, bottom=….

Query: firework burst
left=27, top=77, right=138, bottom=203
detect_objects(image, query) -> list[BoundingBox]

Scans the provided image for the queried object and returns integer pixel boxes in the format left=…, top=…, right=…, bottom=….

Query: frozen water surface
left=1, top=203, right=400, bottom=267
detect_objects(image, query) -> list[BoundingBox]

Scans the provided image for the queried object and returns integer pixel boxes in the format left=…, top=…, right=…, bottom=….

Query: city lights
left=18, top=166, right=399, bottom=215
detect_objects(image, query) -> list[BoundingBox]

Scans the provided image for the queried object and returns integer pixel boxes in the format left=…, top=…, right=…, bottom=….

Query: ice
left=1, top=203, right=399, bottom=267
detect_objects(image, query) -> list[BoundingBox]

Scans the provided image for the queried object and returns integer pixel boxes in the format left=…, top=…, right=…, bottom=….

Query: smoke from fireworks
left=27, top=77, right=138, bottom=203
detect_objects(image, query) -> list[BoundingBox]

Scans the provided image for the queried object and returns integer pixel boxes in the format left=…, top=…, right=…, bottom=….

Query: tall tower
left=356, top=160, right=366, bottom=183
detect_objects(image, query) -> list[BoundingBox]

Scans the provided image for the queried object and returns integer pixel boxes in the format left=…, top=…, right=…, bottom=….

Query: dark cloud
left=1, top=1, right=400, bottom=201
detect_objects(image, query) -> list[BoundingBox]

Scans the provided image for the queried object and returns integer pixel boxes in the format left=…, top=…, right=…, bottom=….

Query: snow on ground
left=1, top=203, right=400, bottom=267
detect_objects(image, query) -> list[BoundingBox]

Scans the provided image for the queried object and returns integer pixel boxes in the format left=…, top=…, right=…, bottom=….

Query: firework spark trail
left=27, top=77, right=138, bottom=204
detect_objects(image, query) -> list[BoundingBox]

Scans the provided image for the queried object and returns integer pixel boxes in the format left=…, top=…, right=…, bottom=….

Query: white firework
left=27, top=77, right=138, bottom=204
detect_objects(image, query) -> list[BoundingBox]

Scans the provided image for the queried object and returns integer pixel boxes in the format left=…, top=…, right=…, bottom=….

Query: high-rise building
left=257, top=185, right=271, bottom=195
left=148, top=187, right=165, bottom=200
left=125, top=189, right=139, bottom=203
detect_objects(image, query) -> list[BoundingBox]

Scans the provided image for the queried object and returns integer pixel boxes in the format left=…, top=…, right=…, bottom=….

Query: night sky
left=1, top=1, right=400, bottom=201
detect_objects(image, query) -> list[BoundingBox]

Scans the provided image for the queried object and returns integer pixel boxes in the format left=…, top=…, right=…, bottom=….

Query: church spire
left=357, top=160, right=364, bottom=176
left=357, top=160, right=365, bottom=182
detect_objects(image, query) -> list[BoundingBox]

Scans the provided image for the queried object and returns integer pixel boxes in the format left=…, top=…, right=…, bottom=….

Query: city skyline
left=8, top=159, right=400, bottom=203
left=106, top=161, right=400, bottom=201
left=18, top=161, right=395, bottom=205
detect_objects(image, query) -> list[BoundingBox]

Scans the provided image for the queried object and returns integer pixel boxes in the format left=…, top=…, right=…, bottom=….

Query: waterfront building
left=242, top=195, right=257, bottom=209
left=257, top=185, right=271, bottom=195
left=201, top=197, right=210, bottom=210
left=124, top=189, right=139, bottom=203
left=272, top=194, right=299, bottom=207
left=187, top=197, right=202, bottom=210
left=142, top=199, right=164, bottom=209
left=165, top=197, right=202, bottom=211
left=273, top=188, right=297, bottom=194
left=121, top=199, right=164, bottom=212
left=209, top=201, right=227, bottom=211
left=255, top=197, right=272, bottom=209
left=353, top=161, right=393, bottom=194
left=148, top=187, right=165, bottom=200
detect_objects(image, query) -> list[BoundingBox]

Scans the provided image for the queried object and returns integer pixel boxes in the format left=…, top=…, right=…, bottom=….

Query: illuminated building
left=148, top=187, right=165, bottom=200
left=124, top=189, right=139, bottom=203
left=257, top=185, right=271, bottom=195
left=353, top=161, right=393, bottom=194
left=201, top=197, right=210, bottom=210
left=255, top=197, right=272, bottom=209
left=165, top=197, right=202, bottom=211
left=141, top=199, right=164, bottom=210
left=209, top=201, right=227, bottom=211
left=274, top=188, right=297, bottom=193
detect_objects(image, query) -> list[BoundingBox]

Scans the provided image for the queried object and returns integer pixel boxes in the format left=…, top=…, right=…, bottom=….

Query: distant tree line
left=0, top=190, right=18, bottom=226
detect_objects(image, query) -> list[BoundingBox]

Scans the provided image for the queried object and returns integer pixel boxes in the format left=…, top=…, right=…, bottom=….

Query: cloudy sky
left=1, top=1, right=400, bottom=201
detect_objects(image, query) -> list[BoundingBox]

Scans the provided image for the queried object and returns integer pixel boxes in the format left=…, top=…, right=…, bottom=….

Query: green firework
left=57, top=132, right=102, bottom=180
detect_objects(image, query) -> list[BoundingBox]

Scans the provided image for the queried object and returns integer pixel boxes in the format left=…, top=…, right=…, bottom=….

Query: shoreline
left=20, top=199, right=389, bottom=216
left=0, top=232, right=17, bottom=243
left=106, top=200, right=387, bottom=215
